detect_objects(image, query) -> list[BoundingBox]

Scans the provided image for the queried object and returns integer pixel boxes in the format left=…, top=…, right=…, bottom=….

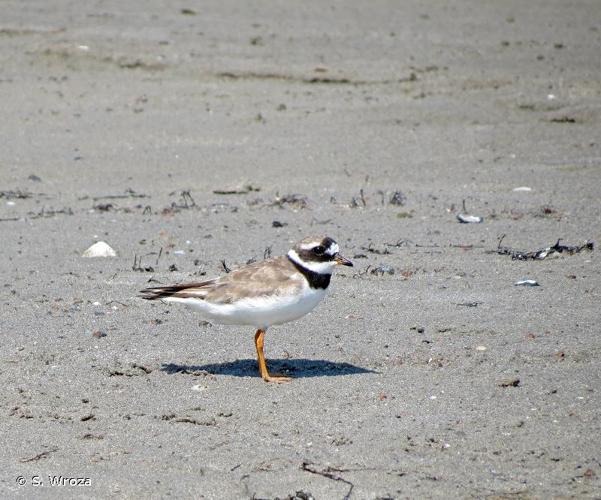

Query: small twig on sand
left=359, top=188, right=366, bottom=207
left=20, top=447, right=58, bottom=463
left=220, top=259, right=231, bottom=273
left=132, top=254, right=155, bottom=272
left=301, top=462, right=354, bottom=500
left=93, top=188, right=148, bottom=201
left=384, top=238, right=413, bottom=248
left=352, top=265, right=372, bottom=278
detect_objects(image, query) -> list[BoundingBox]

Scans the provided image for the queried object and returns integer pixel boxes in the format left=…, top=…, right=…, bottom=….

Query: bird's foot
left=262, top=374, right=292, bottom=384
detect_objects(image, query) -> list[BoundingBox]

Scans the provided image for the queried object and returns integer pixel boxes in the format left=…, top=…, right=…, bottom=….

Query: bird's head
left=288, top=236, right=353, bottom=274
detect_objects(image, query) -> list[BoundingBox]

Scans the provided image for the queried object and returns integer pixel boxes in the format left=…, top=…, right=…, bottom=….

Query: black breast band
left=288, top=256, right=331, bottom=289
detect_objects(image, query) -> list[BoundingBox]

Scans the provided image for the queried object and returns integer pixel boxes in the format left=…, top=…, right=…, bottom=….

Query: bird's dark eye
left=312, top=245, right=325, bottom=255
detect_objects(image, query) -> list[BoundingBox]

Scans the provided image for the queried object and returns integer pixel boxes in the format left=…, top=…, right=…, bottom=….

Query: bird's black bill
left=335, top=254, right=353, bottom=267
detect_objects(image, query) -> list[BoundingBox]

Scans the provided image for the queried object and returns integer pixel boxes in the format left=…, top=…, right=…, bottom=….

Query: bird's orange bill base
left=334, top=254, right=353, bottom=266
left=254, top=329, right=292, bottom=383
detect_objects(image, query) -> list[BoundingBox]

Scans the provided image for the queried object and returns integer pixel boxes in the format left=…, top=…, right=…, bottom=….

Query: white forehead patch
left=325, top=243, right=339, bottom=256
left=299, top=240, right=339, bottom=256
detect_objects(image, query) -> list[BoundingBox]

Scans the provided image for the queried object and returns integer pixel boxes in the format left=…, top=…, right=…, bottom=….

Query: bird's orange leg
left=254, top=329, right=292, bottom=383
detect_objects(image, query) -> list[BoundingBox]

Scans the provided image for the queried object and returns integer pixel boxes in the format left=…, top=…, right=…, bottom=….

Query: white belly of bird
left=165, top=285, right=327, bottom=329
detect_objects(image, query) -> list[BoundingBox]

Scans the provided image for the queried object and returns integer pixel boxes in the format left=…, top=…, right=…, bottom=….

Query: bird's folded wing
left=139, top=256, right=302, bottom=303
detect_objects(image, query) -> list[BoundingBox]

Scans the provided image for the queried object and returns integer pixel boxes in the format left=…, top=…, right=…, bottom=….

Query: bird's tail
left=140, top=285, right=183, bottom=300
left=139, top=280, right=213, bottom=300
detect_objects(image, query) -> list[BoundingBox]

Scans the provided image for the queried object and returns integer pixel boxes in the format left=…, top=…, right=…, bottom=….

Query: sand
left=1, top=0, right=600, bottom=498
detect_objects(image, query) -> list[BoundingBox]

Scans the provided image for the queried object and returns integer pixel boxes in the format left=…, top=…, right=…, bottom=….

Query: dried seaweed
left=349, top=189, right=367, bottom=208
left=160, top=191, right=199, bottom=215
left=360, top=243, right=390, bottom=255
left=371, top=264, right=395, bottom=276
left=496, top=235, right=594, bottom=260
left=0, top=189, right=33, bottom=199
left=271, top=193, right=308, bottom=209
left=389, top=190, right=407, bottom=206
left=28, top=207, right=74, bottom=219
left=170, top=190, right=197, bottom=209
left=384, top=238, right=413, bottom=248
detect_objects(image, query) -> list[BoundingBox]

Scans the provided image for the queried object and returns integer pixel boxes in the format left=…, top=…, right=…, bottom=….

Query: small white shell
left=513, top=186, right=532, bottom=192
left=82, top=241, right=117, bottom=258
left=457, top=214, right=483, bottom=223
left=514, top=279, right=539, bottom=287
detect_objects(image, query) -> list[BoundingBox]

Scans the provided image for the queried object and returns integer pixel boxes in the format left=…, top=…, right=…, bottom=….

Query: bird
left=140, top=236, right=353, bottom=383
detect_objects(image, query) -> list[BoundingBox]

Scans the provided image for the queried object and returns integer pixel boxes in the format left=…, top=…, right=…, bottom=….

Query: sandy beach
left=1, top=0, right=600, bottom=497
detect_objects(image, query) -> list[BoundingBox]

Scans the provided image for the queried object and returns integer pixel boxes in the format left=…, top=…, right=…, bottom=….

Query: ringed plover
left=140, top=236, right=352, bottom=383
